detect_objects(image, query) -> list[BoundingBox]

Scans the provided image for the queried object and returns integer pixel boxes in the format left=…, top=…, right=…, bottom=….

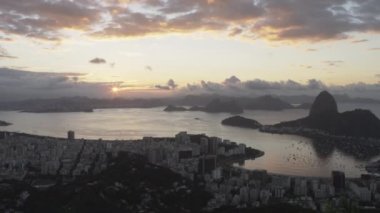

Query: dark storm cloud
left=90, top=58, right=107, bottom=64
left=0, top=0, right=379, bottom=42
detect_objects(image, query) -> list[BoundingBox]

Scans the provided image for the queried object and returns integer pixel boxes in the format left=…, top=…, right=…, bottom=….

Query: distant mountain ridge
left=0, top=120, right=11, bottom=126
left=0, top=93, right=377, bottom=113
left=164, top=99, right=244, bottom=114
left=0, top=95, right=293, bottom=113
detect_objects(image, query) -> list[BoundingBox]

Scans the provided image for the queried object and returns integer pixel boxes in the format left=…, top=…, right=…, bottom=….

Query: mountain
left=163, top=105, right=187, bottom=112
left=222, top=116, right=262, bottom=129
left=0, top=94, right=295, bottom=113
left=309, top=91, right=338, bottom=116
left=242, top=95, right=294, bottom=111
left=163, top=99, right=244, bottom=114
left=274, top=91, right=380, bottom=138
left=0, top=120, right=11, bottom=126
left=203, top=99, right=243, bottom=114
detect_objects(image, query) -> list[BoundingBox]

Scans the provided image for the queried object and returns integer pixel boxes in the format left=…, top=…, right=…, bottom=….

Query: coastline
left=260, top=126, right=380, bottom=160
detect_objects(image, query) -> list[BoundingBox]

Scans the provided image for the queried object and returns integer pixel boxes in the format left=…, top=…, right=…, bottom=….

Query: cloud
left=0, top=0, right=379, bottom=42
left=352, top=39, right=368, bottom=43
left=223, top=75, right=241, bottom=85
left=0, top=69, right=379, bottom=100
left=324, top=60, right=344, bottom=67
left=89, top=57, right=107, bottom=64
left=0, top=36, right=12, bottom=41
left=0, top=68, right=119, bottom=101
left=145, top=66, right=153, bottom=71
left=0, top=46, right=17, bottom=59
left=180, top=76, right=380, bottom=99
left=155, top=79, right=178, bottom=90
left=300, top=65, right=313, bottom=69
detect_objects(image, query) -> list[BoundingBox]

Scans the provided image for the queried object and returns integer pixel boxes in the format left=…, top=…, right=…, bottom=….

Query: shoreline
left=1, top=130, right=374, bottom=179
left=259, top=126, right=380, bottom=161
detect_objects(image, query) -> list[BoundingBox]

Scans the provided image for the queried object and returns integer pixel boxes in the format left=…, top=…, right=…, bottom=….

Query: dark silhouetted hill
left=243, top=95, right=293, bottom=111
left=222, top=116, right=262, bottom=129
left=203, top=99, right=243, bottom=114
left=309, top=91, right=338, bottom=116
left=274, top=91, right=380, bottom=138
left=0, top=120, right=11, bottom=126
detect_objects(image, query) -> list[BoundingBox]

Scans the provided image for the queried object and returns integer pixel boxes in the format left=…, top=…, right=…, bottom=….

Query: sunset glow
left=0, top=0, right=379, bottom=100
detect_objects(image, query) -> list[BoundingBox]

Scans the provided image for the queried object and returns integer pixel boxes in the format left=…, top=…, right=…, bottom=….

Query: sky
left=0, top=0, right=379, bottom=100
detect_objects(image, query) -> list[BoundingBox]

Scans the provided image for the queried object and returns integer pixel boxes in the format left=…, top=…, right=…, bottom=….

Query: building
left=332, top=171, right=345, bottom=192
left=199, top=155, right=217, bottom=174
left=349, top=181, right=372, bottom=202
left=67, top=131, right=75, bottom=141
left=175, top=132, right=190, bottom=144
left=178, top=149, right=192, bottom=160
left=200, top=137, right=209, bottom=154
left=212, top=167, right=222, bottom=180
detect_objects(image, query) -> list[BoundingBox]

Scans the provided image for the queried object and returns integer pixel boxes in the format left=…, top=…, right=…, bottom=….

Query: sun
left=112, top=87, right=119, bottom=93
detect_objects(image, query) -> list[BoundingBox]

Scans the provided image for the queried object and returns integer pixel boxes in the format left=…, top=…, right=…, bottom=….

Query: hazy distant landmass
left=0, top=120, right=11, bottom=126
left=164, top=99, right=244, bottom=114
left=163, top=105, right=188, bottom=112
left=202, top=99, right=243, bottom=114
left=0, top=93, right=378, bottom=113
left=222, top=116, right=262, bottom=129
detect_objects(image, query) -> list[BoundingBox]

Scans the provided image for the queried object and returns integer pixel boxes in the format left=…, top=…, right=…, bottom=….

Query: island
left=0, top=120, right=11, bottom=126
left=221, top=116, right=262, bottom=129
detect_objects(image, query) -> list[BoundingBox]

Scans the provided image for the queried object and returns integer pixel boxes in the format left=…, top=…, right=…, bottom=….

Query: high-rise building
left=332, top=170, right=345, bottom=192
left=67, top=131, right=75, bottom=141
left=200, top=137, right=209, bottom=154
left=199, top=155, right=217, bottom=174
left=175, top=132, right=190, bottom=144
left=178, top=150, right=192, bottom=160
left=208, top=140, right=218, bottom=155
